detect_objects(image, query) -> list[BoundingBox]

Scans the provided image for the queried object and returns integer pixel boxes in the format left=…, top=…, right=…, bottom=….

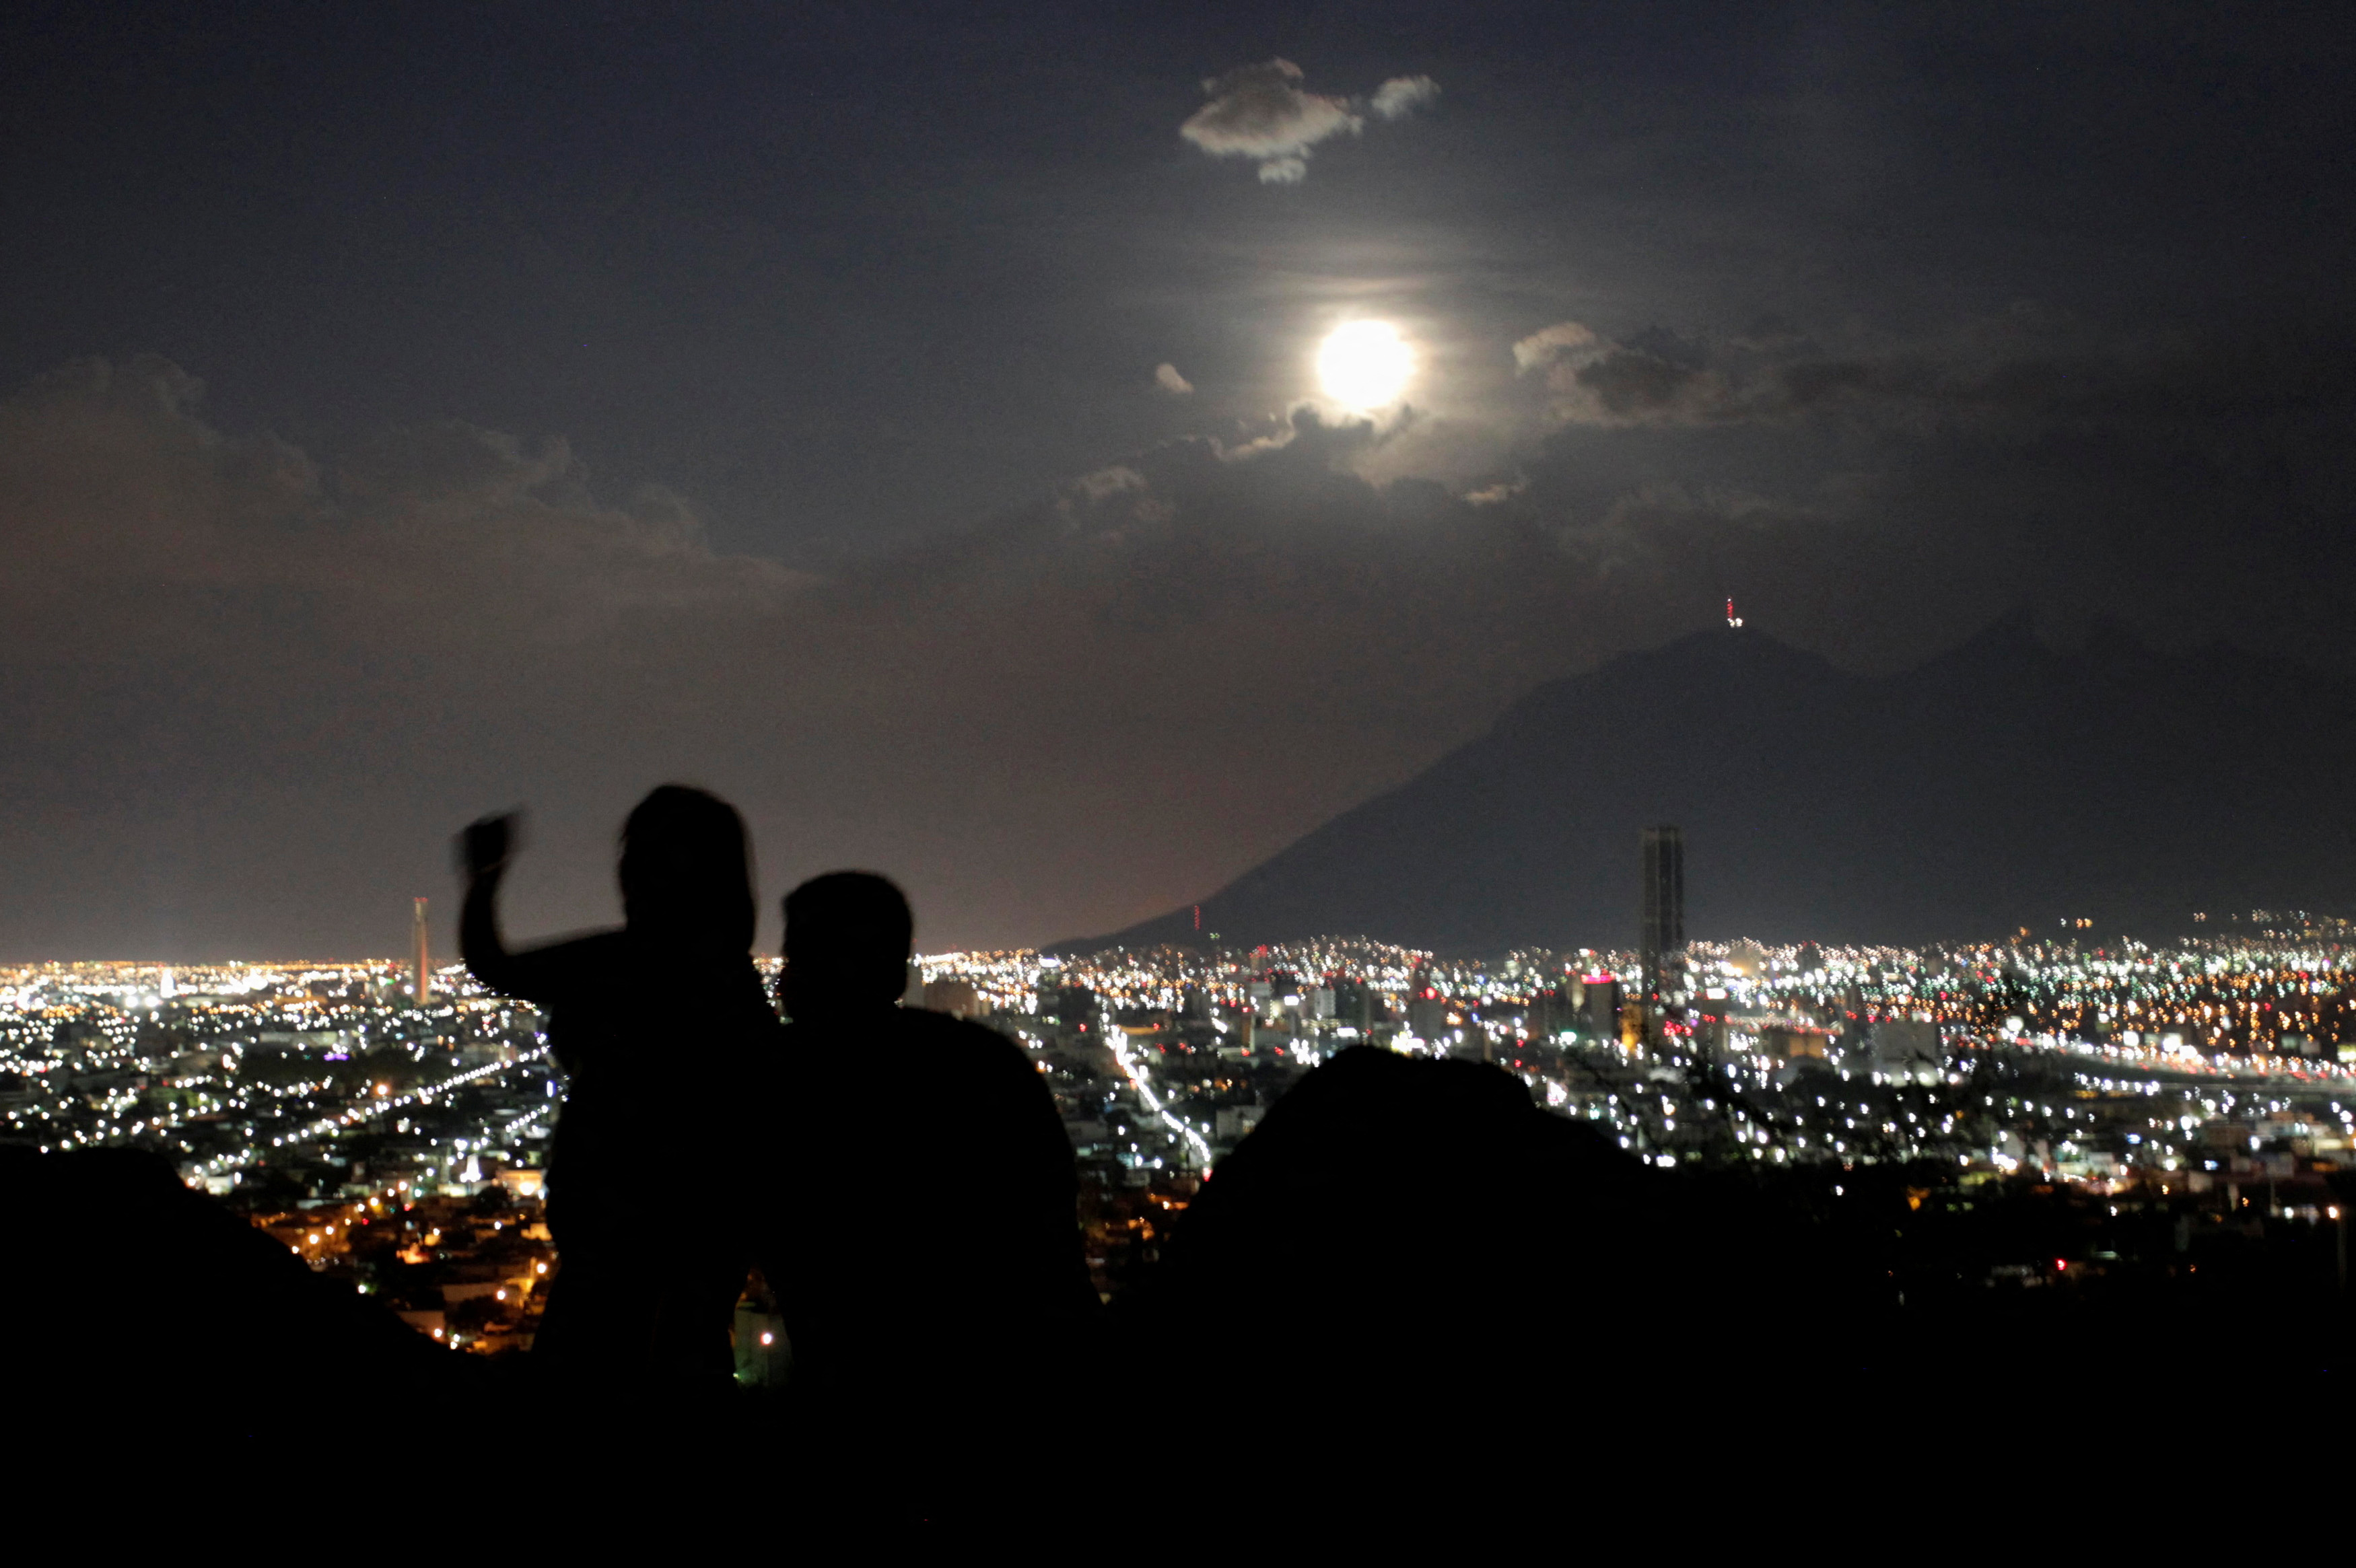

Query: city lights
left=12, top=917, right=2356, bottom=1355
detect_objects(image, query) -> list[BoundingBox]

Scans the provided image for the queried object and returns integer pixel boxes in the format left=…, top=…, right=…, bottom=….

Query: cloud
left=1564, top=348, right=1733, bottom=425
left=1154, top=363, right=1193, bottom=395
left=1513, top=322, right=1599, bottom=372
left=1370, top=75, right=1441, bottom=120
left=1509, top=316, right=2122, bottom=429
left=1180, top=59, right=1439, bottom=182
left=1066, top=464, right=1146, bottom=503
left=1506, top=308, right=2356, bottom=438
left=1181, top=59, right=1358, bottom=168
left=1510, top=322, right=1739, bottom=425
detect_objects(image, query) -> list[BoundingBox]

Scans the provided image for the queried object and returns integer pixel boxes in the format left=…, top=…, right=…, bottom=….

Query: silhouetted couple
left=458, top=785, right=1094, bottom=1507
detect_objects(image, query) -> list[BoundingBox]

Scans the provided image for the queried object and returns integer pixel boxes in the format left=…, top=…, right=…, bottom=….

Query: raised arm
left=456, top=812, right=524, bottom=995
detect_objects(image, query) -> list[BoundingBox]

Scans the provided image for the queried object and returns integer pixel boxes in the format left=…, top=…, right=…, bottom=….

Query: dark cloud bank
left=6, top=307, right=2355, bottom=958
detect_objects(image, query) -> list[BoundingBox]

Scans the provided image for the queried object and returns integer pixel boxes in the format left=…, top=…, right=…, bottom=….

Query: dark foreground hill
left=1074, top=613, right=2356, bottom=953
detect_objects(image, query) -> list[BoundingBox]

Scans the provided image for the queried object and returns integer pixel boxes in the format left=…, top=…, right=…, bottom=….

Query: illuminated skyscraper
left=1577, top=973, right=1620, bottom=1043
left=412, top=896, right=431, bottom=1006
left=1638, top=825, right=1684, bottom=1000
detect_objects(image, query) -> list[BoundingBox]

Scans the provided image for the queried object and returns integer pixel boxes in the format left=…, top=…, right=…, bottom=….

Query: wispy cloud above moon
left=1179, top=59, right=1436, bottom=184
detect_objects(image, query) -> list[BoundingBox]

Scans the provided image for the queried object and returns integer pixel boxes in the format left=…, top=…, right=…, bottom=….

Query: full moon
left=1316, top=320, right=1414, bottom=408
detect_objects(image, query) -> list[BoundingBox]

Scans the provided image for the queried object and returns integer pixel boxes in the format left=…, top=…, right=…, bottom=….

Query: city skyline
left=15, top=922, right=2355, bottom=1240
left=15, top=911, right=2355, bottom=1398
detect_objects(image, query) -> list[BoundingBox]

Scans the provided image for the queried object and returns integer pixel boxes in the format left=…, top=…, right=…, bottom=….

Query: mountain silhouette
left=1072, top=612, right=2355, bottom=953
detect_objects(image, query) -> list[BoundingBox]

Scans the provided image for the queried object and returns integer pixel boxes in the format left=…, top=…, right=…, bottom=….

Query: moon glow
left=1316, top=321, right=1414, bottom=408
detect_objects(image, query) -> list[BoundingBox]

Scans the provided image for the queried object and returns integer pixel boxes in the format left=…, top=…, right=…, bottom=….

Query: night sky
left=5, top=3, right=2353, bottom=958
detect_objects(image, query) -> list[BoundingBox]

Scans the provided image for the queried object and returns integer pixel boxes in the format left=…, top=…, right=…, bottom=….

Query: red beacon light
left=1725, top=598, right=1744, bottom=629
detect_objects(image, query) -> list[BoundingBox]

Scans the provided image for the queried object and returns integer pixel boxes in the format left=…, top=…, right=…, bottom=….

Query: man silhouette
left=762, top=872, right=1097, bottom=1513
left=458, top=786, right=779, bottom=1398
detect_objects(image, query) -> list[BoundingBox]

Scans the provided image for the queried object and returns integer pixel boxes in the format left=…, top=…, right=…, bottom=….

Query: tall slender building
left=1638, top=825, right=1684, bottom=1001
left=412, top=896, right=431, bottom=1006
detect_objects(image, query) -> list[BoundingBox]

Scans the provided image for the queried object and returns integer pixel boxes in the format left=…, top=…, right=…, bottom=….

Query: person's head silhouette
left=619, top=785, right=755, bottom=953
left=782, top=871, right=911, bottom=1023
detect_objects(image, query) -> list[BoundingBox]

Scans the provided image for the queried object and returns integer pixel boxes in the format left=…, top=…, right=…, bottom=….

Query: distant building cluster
left=0, top=956, right=564, bottom=1351
left=924, top=921, right=2356, bottom=1182
left=10, top=899, right=2356, bottom=1353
